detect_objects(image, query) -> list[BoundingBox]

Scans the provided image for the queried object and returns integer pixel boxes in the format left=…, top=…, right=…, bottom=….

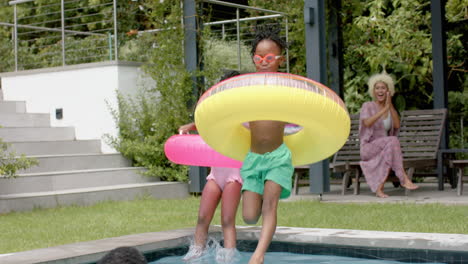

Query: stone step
left=0, top=113, right=50, bottom=127
left=0, top=182, right=189, bottom=213
left=0, top=127, right=75, bottom=142
left=0, top=167, right=151, bottom=195
left=21, top=153, right=132, bottom=173
left=8, top=140, right=102, bottom=155
left=0, top=101, right=26, bottom=113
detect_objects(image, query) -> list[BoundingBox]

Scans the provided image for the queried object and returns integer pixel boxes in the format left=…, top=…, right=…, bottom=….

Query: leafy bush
left=341, top=0, right=466, bottom=111
left=119, top=33, right=155, bottom=62
left=14, top=35, right=113, bottom=70
left=448, top=90, right=468, bottom=158
left=106, top=89, right=189, bottom=181
left=341, top=0, right=467, bottom=157
left=106, top=1, right=195, bottom=181
left=106, top=1, right=263, bottom=181
left=0, top=32, right=14, bottom=73
left=203, top=37, right=255, bottom=74
left=0, top=138, right=38, bottom=178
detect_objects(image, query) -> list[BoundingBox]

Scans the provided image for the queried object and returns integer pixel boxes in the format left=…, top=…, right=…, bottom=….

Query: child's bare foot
left=376, top=191, right=389, bottom=198
left=402, top=182, right=419, bottom=190
left=182, top=244, right=205, bottom=261
left=216, top=247, right=240, bottom=264
left=248, top=253, right=264, bottom=264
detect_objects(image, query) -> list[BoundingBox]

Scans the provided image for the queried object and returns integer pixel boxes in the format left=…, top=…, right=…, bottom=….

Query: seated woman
left=359, top=72, right=419, bottom=198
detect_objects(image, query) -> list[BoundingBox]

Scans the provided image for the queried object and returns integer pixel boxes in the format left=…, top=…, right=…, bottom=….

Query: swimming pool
left=148, top=240, right=463, bottom=263
left=1, top=226, right=467, bottom=263
left=147, top=227, right=468, bottom=264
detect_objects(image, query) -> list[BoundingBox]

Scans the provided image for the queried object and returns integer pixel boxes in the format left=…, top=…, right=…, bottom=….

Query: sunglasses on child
left=253, top=54, right=282, bottom=64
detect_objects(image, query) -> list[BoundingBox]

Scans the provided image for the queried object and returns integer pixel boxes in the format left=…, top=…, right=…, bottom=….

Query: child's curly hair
left=250, top=24, right=288, bottom=56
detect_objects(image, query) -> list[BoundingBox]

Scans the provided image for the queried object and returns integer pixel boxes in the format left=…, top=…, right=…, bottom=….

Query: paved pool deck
left=287, top=182, right=468, bottom=205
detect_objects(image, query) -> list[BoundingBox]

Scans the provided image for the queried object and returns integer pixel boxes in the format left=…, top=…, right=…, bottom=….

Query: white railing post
left=13, top=4, right=18, bottom=71
left=61, top=0, right=66, bottom=66
left=285, top=17, right=289, bottom=73
left=113, top=0, right=118, bottom=61
left=222, top=23, right=225, bottom=40
left=236, top=8, right=240, bottom=71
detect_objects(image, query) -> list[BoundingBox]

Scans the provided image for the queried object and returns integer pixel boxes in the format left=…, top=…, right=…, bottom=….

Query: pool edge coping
left=1, top=226, right=468, bottom=264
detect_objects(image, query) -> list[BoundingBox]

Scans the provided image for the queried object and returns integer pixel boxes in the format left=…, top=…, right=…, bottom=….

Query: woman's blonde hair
left=367, top=72, right=395, bottom=100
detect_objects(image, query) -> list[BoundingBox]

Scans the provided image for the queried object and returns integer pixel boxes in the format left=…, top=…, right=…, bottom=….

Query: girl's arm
left=178, top=122, right=197, bottom=134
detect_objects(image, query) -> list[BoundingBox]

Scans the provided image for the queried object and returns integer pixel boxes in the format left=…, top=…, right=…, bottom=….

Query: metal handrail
left=4, top=0, right=287, bottom=72
left=0, top=22, right=106, bottom=36
left=7, top=0, right=118, bottom=71
left=9, top=0, right=34, bottom=5
left=201, top=1, right=289, bottom=72
left=204, top=14, right=283, bottom=26
left=201, top=0, right=287, bottom=15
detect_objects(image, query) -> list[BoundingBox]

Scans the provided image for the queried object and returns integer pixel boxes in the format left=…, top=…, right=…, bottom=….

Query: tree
left=341, top=0, right=467, bottom=150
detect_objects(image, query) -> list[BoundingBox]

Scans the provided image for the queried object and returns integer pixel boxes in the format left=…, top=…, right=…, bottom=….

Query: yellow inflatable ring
left=194, top=72, right=350, bottom=166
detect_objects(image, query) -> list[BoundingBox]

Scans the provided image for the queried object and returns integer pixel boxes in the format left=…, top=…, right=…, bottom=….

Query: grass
left=0, top=195, right=467, bottom=254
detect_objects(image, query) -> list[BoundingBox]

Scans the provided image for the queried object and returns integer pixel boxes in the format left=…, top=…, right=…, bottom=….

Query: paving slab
left=287, top=182, right=468, bottom=205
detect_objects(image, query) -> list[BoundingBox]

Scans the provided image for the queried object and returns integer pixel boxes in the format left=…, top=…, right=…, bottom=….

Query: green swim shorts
left=240, top=143, right=294, bottom=199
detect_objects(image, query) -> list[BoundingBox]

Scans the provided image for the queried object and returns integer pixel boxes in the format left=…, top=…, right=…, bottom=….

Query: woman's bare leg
left=376, top=184, right=389, bottom=198
left=400, top=171, right=419, bottom=190
left=376, top=169, right=390, bottom=198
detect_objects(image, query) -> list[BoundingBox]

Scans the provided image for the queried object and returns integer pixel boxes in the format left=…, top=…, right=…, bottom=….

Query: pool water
left=149, top=239, right=444, bottom=264
left=151, top=251, right=444, bottom=264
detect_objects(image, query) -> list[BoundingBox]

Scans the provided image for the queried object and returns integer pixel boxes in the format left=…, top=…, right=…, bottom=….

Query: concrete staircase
left=0, top=100, right=188, bottom=214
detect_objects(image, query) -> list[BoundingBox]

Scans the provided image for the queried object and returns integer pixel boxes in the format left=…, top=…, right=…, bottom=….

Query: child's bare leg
left=249, top=180, right=282, bottom=264
left=242, top=190, right=262, bottom=224
left=194, top=180, right=221, bottom=247
left=220, top=181, right=242, bottom=248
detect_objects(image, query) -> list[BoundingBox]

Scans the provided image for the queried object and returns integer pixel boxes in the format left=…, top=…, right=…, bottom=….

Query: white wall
left=0, top=61, right=149, bottom=153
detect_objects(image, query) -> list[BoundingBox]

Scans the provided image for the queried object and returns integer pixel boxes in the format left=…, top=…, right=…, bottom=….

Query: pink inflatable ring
left=164, top=134, right=242, bottom=168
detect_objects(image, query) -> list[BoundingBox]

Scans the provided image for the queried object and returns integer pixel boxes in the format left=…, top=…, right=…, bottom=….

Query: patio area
left=289, top=181, right=468, bottom=205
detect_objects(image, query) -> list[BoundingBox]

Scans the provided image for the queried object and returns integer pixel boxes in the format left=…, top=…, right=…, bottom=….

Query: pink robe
left=359, top=102, right=407, bottom=192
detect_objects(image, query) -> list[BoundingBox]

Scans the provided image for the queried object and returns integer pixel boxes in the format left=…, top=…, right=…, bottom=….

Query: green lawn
left=0, top=196, right=467, bottom=254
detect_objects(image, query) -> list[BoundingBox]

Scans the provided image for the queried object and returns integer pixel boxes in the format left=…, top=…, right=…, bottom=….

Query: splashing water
left=153, top=237, right=241, bottom=264
left=150, top=238, right=443, bottom=264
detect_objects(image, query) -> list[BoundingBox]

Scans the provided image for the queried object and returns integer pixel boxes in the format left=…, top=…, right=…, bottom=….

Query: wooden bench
left=292, top=114, right=360, bottom=195
left=292, top=165, right=309, bottom=195
left=330, top=114, right=361, bottom=195
left=336, top=109, right=447, bottom=195
left=449, top=160, right=467, bottom=196
left=398, top=109, right=447, bottom=195
left=293, top=113, right=362, bottom=195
